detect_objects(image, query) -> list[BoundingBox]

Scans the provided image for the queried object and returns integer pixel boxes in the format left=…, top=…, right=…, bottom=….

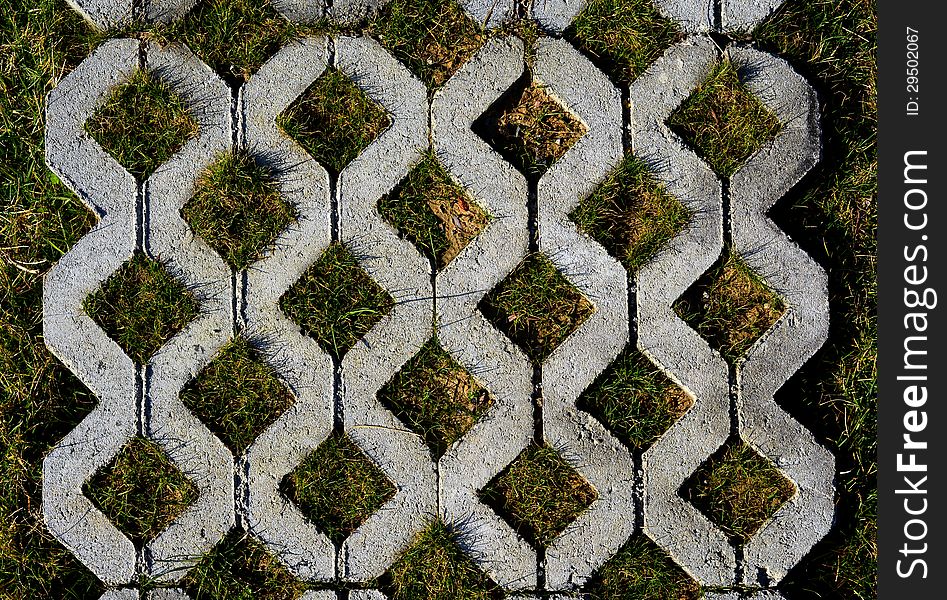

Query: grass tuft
left=83, top=437, right=198, bottom=546
left=565, top=0, right=682, bottom=85
left=84, top=69, right=197, bottom=181
left=182, top=150, right=295, bottom=270
left=82, top=251, right=199, bottom=364
left=474, top=81, right=588, bottom=177
left=279, top=243, right=394, bottom=359
left=383, top=519, right=500, bottom=600
left=377, top=337, right=492, bottom=459
left=682, top=438, right=796, bottom=544
left=277, top=67, right=391, bottom=175
left=282, top=432, right=396, bottom=544
left=369, top=0, right=485, bottom=89
left=183, top=530, right=307, bottom=600
left=479, top=253, right=594, bottom=364
left=479, top=443, right=597, bottom=547
left=667, top=60, right=782, bottom=178
left=578, top=347, right=693, bottom=451
left=586, top=534, right=701, bottom=600
left=673, top=248, right=786, bottom=363
left=571, top=155, right=690, bottom=272
left=179, top=337, right=295, bottom=455
left=378, top=151, right=490, bottom=270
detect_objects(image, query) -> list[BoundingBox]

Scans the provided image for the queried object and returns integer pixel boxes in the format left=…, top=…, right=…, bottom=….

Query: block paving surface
left=43, top=0, right=834, bottom=598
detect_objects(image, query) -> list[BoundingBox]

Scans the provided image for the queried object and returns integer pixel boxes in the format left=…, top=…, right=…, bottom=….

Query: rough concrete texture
left=653, top=0, right=789, bottom=32
left=705, top=592, right=787, bottom=600
left=45, top=3, right=834, bottom=598
left=65, top=0, right=132, bottom=29
left=722, top=0, right=787, bottom=32
left=456, top=0, right=517, bottom=29
left=532, top=0, right=588, bottom=34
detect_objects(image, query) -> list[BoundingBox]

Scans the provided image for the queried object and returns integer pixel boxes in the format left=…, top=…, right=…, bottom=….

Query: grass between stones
left=479, top=443, right=598, bottom=548
left=578, top=346, right=693, bottom=451
left=281, top=432, right=396, bottom=544
left=480, top=253, right=594, bottom=365
left=565, top=0, right=683, bottom=85
left=182, top=150, right=296, bottom=270
left=277, top=67, right=391, bottom=176
left=667, top=59, right=783, bottom=178
left=179, top=337, right=296, bottom=455
left=586, top=534, right=701, bottom=600
left=377, top=337, right=493, bottom=459
left=682, top=439, right=797, bottom=544
left=571, top=154, right=691, bottom=273
left=378, top=150, right=490, bottom=270
left=382, top=519, right=501, bottom=600
left=82, top=251, right=199, bottom=364
left=84, top=68, right=197, bottom=182
left=279, top=242, right=394, bottom=359
left=83, top=437, right=198, bottom=546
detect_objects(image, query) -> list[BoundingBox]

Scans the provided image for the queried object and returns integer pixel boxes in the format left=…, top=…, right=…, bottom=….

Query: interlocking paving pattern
left=44, top=1, right=835, bottom=598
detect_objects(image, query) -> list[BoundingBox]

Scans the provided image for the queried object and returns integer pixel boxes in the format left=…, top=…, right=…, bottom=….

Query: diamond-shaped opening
left=369, top=0, right=485, bottom=89
left=277, top=67, right=392, bottom=176
left=570, top=154, right=691, bottom=273
left=183, top=530, right=307, bottom=599
left=667, top=59, right=783, bottom=178
left=565, top=0, right=683, bottom=85
left=479, top=443, right=598, bottom=548
left=672, top=247, right=787, bottom=364
left=378, top=150, right=490, bottom=270
left=473, top=76, right=588, bottom=178
left=281, top=432, right=396, bottom=544
left=381, top=519, right=502, bottom=600
left=182, top=150, right=296, bottom=270
left=180, top=337, right=295, bottom=455
left=85, top=69, right=197, bottom=182
left=83, top=251, right=199, bottom=364
left=585, top=533, right=701, bottom=600
left=377, top=337, right=493, bottom=460
left=83, top=437, right=198, bottom=546
left=577, top=346, right=693, bottom=451
left=681, top=437, right=797, bottom=544
left=279, top=243, right=395, bottom=359
left=479, top=252, right=594, bottom=365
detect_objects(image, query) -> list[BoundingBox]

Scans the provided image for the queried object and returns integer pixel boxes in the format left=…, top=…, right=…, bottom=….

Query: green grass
left=182, top=531, right=307, bottom=600
left=179, top=337, right=295, bottom=455
left=84, top=69, right=198, bottom=182
left=382, top=519, right=500, bottom=600
left=586, top=534, right=701, bottom=600
left=667, top=60, right=783, bottom=178
left=565, top=0, right=683, bottom=85
left=369, top=0, right=484, bottom=90
left=571, top=155, right=691, bottom=272
left=479, top=443, right=597, bottom=547
left=279, top=243, right=394, bottom=359
left=378, top=150, right=490, bottom=270
left=682, top=439, right=797, bottom=544
left=673, top=249, right=786, bottom=364
left=82, top=251, right=199, bottom=364
left=578, top=347, right=693, bottom=451
left=276, top=67, right=391, bottom=175
left=479, top=253, right=594, bottom=364
left=281, top=432, right=396, bottom=544
left=474, top=81, right=588, bottom=177
left=377, top=337, right=492, bottom=459
left=83, top=437, right=198, bottom=546
left=182, top=150, right=296, bottom=270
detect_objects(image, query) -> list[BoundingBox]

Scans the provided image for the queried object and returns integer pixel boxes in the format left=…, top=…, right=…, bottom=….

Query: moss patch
left=667, top=60, right=782, bottom=178
left=84, top=437, right=198, bottom=545
left=282, top=432, right=396, bottom=544
left=85, top=69, right=197, bottom=181
left=571, top=155, right=690, bottom=272
left=180, top=337, right=295, bottom=455
left=479, top=253, right=594, bottom=364
left=83, top=251, right=199, bottom=364
left=182, top=150, right=295, bottom=270
left=479, top=443, right=597, bottom=547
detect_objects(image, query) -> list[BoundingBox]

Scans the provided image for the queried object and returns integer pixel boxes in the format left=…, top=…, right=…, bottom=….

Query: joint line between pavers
left=713, top=0, right=723, bottom=31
